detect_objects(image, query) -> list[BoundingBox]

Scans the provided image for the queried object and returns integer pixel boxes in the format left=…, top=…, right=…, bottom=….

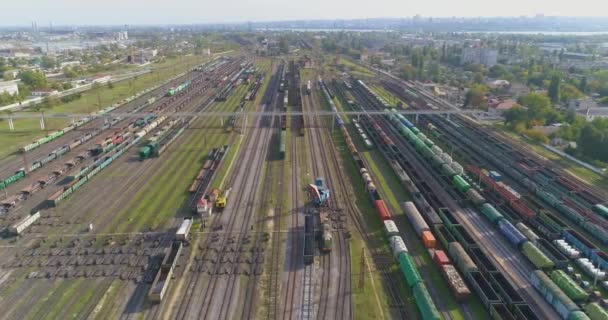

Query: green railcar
left=452, top=175, right=471, bottom=193
left=550, top=270, right=589, bottom=302
left=412, top=282, right=442, bottom=320
left=480, top=203, right=504, bottom=225
left=585, top=303, right=608, bottom=320
left=522, top=241, right=554, bottom=270
left=398, top=252, right=422, bottom=287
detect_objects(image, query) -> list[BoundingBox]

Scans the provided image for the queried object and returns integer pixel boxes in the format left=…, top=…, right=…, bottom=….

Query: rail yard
left=2, top=43, right=608, bottom=320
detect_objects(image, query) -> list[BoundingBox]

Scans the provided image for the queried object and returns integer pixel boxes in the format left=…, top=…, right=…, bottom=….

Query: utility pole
left=358, top=247, right=366, bottom=291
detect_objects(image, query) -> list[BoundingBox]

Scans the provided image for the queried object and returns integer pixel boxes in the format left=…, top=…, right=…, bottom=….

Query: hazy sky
left=2, top=0, right=608, bottom=26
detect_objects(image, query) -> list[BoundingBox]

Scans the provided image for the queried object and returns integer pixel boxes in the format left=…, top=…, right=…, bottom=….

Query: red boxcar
left=511, top=199, right=536, bottom=221
left=374, top=200, right=391, bottom=221
left=434, top=250, right=450, bottom=266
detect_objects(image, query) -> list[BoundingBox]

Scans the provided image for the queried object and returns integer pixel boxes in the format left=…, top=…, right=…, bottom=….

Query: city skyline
left=2, top=0, right=608, bottom=26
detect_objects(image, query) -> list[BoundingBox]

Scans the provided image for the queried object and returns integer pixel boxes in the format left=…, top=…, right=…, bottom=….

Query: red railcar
left=374, top=200, right=391, bottom=221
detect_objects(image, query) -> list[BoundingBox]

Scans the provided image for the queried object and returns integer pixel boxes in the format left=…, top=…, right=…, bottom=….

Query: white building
left=115, top=31, right=128, bottom=41
left=91, top=75, right=111, bottom=84
left=462, top=47, right=498, bottom=67
left=0, top=80, right=19, bottom=95
left=60, top=61, right=81, bottom=68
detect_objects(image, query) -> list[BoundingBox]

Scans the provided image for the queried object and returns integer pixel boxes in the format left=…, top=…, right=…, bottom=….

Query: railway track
left=304, top=81, right=352, bottom=320
left=0, top=61, right=236, bottom=218
left=351, top=80, right=558, bottom=319
left=0, top=57, right=249, bottom=320
left=329, top=80, right=412, bottom=319
left=173, top=62, right=281, bottom=320
left=32, top=58, right=246, bottom=236
left=201, top=83, right=276, bottom=320
left=0, top=63, right=206, bottom=183
left=238, top=70, right=289, bottom=319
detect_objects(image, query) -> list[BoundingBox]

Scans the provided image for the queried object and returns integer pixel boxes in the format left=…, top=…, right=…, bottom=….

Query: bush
left=524, top=128, right=549, bottom=143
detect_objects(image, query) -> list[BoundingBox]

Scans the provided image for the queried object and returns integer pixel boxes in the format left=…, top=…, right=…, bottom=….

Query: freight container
left=384, top=220, right=399, bottom=238
left=522, top=241, right=555, bottom=270
left=374, top=200, right=391, bottom=221
left=481, top=203, right=505, bottom=225
left=488, top=272, right=525, bottom=305
left=567, top=311, right=591, bottom=320
left=563, top=229, right=600, bottom=258
left=530, top=270, right=579, bottom=320
left=468, top=271, right=501, bottom=307
left=498, top=219, right=527, bottom=248
left=433, top=250, right=450, bottom=265
left=438, top=207, right=460, bottom=228
left=585, top=302, right=608, bottom=320
left=489, top=303, right=516, bottom=320
left=434, top=224, right=456, bottom=249
left=175, top=219, right=192, bottom=241
left=402, top=202, right=430, bottom=237
left=452, top=224, right=477, bottom=248
left=421, top=231, right=436, bottom=249
left=591, top=251, right=608, bottom=272
left=453, top=175, right=471, bottom=193
left=412, top=282, right=442, bottom=320
left=303, top=233, right=314, bottom=265
left=536, top=238, right=570, bottom=269
left=512, top=304, right=540, bottom=320
left=467, top=189, right=487, bottom=206
left=550, top=270, right=589, bottom=302
left=390, top=236, right=408, bottom=258
left=398, top=252, right=422, bottom=287
left=489, top=171, right=503, bottom=182
left=411, top=193, right=442, bottom=225
left=448, top=242, right=478, bottom=273
left=516, top=222, right=540, bottom=242
left=469, top=246, right=498, bottom=273
left=592, top=205, right=608, bottom=219
left=440, top=264, right=471, bottom=301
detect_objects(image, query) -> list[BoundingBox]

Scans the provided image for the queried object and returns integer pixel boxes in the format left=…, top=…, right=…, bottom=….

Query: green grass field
left=0, top=55, right=210, bottom=159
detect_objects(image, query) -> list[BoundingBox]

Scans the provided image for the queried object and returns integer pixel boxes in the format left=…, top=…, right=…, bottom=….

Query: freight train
left=330, top=105, right=447, bottom=319
left=318, top=78, right=344, bottom=127
left=359, top=79, right=607, bottom=320
left=149, top=218, right=192, bottom=302
left=166, top=80, right=191, bottom=97
left=349, top=79, right=558, bottom=319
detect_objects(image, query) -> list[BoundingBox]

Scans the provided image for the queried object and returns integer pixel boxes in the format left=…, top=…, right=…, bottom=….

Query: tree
left=464, top=64, right=484, bottom=73
left=463, top=85, right=487, bottom=109
left=398, top=64, right=417, bottom=81
left=579, top=76, right=588, bottom=93
left=279, top=38, right=289, bottom=54
left=473, top=72, right=484, bottom=84
left=548, top=74, right=561, bottom=103
left=504, top=105, right=527, bottom=127
left=40, top=56, right=56, bottom=69
left=19, top=70, right=47, bottom=88
left=560, top=84, right=583, bottom=101
left=63, top=67, right=78, bottom=78
left=489, top=65, right=509, bottom=78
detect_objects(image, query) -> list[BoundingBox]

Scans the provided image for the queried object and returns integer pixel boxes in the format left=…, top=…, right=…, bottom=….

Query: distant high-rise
left=462, top=47, right=498, bottom=67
